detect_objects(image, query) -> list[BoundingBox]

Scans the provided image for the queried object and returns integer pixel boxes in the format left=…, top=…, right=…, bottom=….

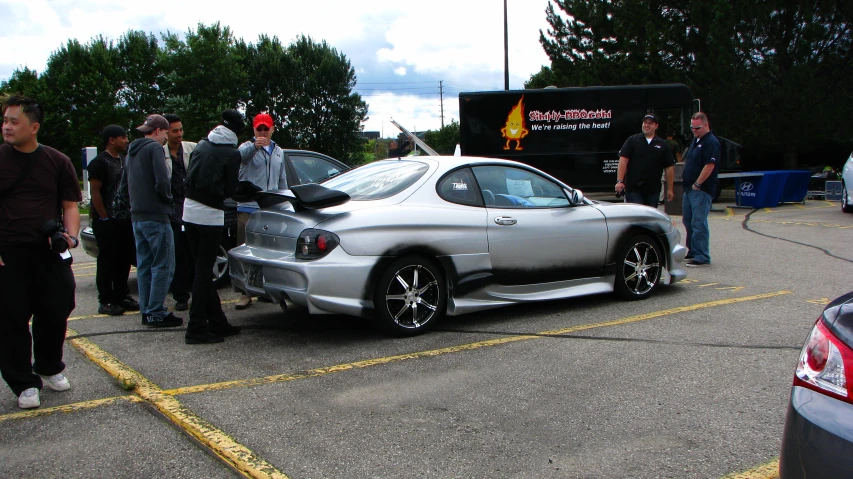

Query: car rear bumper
left=228, top=244, right=379, bottom=318
left=779, top=385, right=853, bottom=478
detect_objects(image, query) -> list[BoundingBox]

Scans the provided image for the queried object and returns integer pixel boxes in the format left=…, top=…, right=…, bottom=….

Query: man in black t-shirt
left=88, top=125, right=138, bottom=316
left=615, top=113, right=676, bottom=207
left=0, top=95, right=81, bottom=409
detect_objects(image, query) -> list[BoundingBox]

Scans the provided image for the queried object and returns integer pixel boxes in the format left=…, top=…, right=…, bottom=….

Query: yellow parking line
left=66, top=328, right=290, bottom=479
left=164, top=290, right=791, bottom=397
left=0, top=395, right=142, bottom=423
left=720, top=458, right=779, bottom=479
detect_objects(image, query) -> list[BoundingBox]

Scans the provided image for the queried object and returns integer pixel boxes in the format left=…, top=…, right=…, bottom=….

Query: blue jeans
left=132, top=221, right=175, bottom=318
left=682, top=189, right=712, bottom=263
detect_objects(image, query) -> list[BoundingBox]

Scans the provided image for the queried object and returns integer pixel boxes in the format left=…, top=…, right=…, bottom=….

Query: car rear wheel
left=842, top=185, right=852, bottom=213
left=373, top=257, right=446, bottom=336
left=212, top=241, right=230, bottom=288
left=614, top=234, right=662, bottom=300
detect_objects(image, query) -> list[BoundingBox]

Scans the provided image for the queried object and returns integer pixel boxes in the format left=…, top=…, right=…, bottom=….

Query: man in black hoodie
left=182, top=110, right=244, bottom=344
left=127, top=114, right=182, bottom=328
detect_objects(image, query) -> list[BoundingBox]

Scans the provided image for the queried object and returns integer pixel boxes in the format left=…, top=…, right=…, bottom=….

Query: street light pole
left=504, top=0, right=509, bottom=90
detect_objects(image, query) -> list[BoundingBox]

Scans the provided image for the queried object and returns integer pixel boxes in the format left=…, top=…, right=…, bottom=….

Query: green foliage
left=161, top=23, right=249, bottom=142
left=536, top=0, right=853, bottom=167
left=275, top=36, right=368, bottom=164
left=422, top=120, right=461, bottom=155
left=1, top=23, right=368, bottom=168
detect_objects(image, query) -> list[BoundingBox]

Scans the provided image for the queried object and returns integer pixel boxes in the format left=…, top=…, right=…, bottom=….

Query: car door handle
left=494, top=216, right=517, bottom=226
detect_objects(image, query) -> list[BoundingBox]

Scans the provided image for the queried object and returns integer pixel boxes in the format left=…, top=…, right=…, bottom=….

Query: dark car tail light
left=296, top=229, right=340, bottom=260
left=794, top=320, right=852, bottom=403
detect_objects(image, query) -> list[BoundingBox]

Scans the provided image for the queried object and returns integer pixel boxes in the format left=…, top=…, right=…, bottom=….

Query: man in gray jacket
left=127, top=114, right=182, bottom=328
left=234, top=113, right=287, bottom=309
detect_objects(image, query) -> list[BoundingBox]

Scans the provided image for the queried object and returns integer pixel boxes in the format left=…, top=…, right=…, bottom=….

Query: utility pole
left=504, top=0, right=509, bottom=90
left=439, top=80, right=445, bottom=128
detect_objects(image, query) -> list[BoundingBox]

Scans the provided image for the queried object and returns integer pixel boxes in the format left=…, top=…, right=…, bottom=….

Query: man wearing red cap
left=234, top=113, right=287, bottom=309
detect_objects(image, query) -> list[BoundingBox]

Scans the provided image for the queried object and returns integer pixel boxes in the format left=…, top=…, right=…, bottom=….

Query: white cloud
left=393, top=67, right=407, bottom=76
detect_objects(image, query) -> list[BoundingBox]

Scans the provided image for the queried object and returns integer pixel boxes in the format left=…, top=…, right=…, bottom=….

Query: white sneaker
left=40, top=373, right=71, bottom=392
left=18, top=388, right=40, bottom=409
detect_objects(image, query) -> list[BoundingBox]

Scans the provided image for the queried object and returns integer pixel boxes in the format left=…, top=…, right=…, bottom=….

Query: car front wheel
left=614, top=235, right=662, bottom=300
left=843, top=185, right=852, bottom=213
left=373, top=257, right=446, bottom=336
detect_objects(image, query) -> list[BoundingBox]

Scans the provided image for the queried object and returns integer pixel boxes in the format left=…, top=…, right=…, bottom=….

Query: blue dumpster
left=733, top=170, right=810, bottom=208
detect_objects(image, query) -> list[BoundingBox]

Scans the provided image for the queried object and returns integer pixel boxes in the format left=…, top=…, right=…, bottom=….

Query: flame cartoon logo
left=500, top=96, right=529, bottom=150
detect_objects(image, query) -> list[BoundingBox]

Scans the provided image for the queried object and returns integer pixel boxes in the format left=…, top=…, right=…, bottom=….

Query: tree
left=275, top=35, right=367, bottom=163
left=115, top=30, right=166, bottom=129
left=161, top=23, right=249, bottom=142
left=535, top=0, right=853, bottom=167
left=423, top=120, right=461, bottom=155
left=37, top=36, right=123, bottom=167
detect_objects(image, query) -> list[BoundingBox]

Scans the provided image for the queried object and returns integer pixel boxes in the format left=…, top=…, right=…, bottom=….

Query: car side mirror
left=567, top=188, right=584, bottom=205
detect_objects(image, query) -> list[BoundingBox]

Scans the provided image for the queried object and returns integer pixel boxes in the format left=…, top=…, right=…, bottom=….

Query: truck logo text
left=528, top=109, right=612, bottom=122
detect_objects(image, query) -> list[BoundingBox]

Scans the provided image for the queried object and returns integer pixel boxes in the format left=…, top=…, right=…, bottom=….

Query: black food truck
left=458, top=83, right=740, bottom=193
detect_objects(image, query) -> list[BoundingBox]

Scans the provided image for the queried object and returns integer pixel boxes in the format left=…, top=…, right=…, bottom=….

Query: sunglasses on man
left=256, top=125, right=270, bottom=131
left=690, top=124, right=706, bottom=130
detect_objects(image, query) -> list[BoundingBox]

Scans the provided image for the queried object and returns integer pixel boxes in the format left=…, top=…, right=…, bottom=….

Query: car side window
left=289, top=155, right=346, bottom=185
left=437, top=168, right=482, bottom=206
left=472, top=165, right=568, bottom=208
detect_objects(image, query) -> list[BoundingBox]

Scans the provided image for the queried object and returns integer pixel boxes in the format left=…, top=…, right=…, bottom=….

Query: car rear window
left=323, top=160, right=429, bottom=200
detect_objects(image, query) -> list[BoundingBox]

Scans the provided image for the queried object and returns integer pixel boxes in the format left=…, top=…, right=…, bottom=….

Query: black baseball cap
left=102, top=125, right=127, bottom=143
left=643, top=113, right=659, bottom=123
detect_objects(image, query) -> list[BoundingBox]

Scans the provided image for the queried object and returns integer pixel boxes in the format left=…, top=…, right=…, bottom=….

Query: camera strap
left=0, top=149, right=38, bottom=202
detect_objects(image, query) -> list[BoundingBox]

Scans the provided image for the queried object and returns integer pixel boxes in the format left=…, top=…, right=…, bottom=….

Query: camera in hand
left=615, top=188, right=626, bottom=199
left=41, top=220, right=69, bottom=253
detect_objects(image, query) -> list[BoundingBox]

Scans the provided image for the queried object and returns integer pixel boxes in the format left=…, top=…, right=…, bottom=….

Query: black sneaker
left=174, top=300, right=189, bottom=311
left=141, top=313, right=149, bottom=326
left=185, top=331, right=225, bottom=344
left=685, top=260, right=710, bottom=267
left=144, top=312, right=183, bottom=328
left=119, top=296, right=140, bottom=311
left=210, top=325, right=241, bottom=337
left=98, top=303, right=126, bottom=316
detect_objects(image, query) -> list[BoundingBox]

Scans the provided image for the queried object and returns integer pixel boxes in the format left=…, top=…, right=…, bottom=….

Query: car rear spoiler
left=256, top=184, right=351, bottom=211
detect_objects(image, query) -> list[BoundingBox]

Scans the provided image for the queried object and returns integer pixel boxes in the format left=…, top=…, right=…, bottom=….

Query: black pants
left=170, top=221, right=194, bottom=303
left=0, top=245, right=76, bottom=396
left=185, top=223, right=229, bottom=335
left=92, top=218, right=134, bottom=304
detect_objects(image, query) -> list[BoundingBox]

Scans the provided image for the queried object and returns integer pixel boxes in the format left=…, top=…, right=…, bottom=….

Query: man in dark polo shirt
left=682, top=112, right=720, bottom=267
left=615, top=113, right=676, bottom=207
left=0, top=94, right=82, bottom=409
left=88, top=125, right=139, bottom=316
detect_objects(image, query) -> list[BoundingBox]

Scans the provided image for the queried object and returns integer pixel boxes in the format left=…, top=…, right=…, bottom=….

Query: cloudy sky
left=0, top=0, right=555, bottom=136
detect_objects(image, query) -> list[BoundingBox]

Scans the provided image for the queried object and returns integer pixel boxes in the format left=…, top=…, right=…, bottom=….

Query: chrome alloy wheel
left=383, top=264, right=440, bottom=329
left=622, top=241, right=661, bottom=295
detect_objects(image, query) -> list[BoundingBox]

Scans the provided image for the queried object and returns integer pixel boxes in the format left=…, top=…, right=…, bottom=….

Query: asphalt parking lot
left=2, top=197, right=851, bottom=479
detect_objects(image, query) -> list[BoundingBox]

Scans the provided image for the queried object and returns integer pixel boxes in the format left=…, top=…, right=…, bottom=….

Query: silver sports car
left=229, top=156, right=687, bottom=335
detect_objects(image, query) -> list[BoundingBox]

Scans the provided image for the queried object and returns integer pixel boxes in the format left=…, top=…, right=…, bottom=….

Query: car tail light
left=794, top=320, right=851, bottom=401
left=296, top=229, right=339, bottom=260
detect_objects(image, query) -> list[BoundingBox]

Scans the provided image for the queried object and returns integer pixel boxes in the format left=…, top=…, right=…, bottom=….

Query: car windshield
left=322, top=160, right=429, bottom=200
